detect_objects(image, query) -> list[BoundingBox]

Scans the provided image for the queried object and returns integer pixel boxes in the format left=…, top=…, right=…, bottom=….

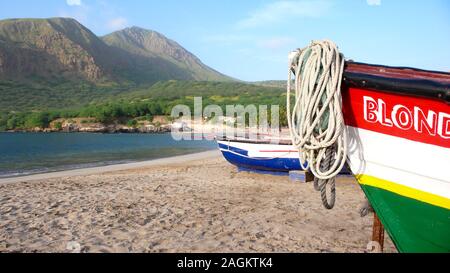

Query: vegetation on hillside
left=0, top=79, right=130, bottom=111
left=0, top=81, right=288, bottom=131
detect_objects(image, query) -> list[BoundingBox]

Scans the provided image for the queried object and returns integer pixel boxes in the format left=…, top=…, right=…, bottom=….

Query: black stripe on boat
left=343, top=62, right=450, bottom=103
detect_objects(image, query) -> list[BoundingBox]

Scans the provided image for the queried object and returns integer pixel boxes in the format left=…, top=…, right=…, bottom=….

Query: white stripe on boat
left=347, top=126, right=450, bottom=200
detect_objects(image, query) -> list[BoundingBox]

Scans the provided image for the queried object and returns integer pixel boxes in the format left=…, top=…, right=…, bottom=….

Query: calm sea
left=0, top=133, right=217, bottom=178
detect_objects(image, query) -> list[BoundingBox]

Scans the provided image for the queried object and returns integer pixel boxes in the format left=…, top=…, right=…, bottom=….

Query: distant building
left=171, top=121, right=191, bottom=131
left=217, top=116, right=237, bottom=124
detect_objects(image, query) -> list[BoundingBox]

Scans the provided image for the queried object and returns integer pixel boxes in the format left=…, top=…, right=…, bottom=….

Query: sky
left=0, top=0, right=449, bottom=81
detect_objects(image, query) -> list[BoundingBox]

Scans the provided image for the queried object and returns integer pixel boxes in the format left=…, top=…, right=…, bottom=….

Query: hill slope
left=0, top=18, right=114, bottom=82
left=102, top=27, right=231, bottom=83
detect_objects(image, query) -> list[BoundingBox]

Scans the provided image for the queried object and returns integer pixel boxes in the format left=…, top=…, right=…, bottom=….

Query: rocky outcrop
left=45, top=119, right=172, bottom=134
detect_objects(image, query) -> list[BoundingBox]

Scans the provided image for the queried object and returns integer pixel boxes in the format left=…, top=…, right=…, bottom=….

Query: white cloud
left=237, top=0, right=332, bottom=28
left=66, top=0, right=82, bottom=6
left=107, top=17, right=128, bottom=31
left=367, top=0, right=381, bottom=6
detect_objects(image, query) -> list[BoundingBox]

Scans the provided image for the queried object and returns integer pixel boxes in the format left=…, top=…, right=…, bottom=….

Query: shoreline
left=0, top=150, right=221, bottom=185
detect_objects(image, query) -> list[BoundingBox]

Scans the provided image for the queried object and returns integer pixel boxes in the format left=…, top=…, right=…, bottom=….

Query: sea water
left=0, top=133, right=216, bottom=178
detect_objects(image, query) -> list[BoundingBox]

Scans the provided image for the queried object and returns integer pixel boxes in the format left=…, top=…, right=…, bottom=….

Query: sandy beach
left=0, top=151, right=396, bottom=253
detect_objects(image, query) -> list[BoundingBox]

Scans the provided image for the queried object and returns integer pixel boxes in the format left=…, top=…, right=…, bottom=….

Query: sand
left=0, top=151, right=396, bottom=253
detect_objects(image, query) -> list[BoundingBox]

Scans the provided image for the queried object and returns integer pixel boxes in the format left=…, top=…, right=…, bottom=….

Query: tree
left=145, top=114, right=153, bottom=122
left=0, top=113, right=7, bottom=131
left=24, top=112, right=49, bottom=129
left=127, top=119, right=138, bottom=128
left=7, top=117, right=18, bottom=130
left=54, top=122, right=63, bottom=130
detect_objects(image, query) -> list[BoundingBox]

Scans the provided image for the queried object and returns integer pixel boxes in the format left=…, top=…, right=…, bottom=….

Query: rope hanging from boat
left=287, top=40, right=348, bottom=209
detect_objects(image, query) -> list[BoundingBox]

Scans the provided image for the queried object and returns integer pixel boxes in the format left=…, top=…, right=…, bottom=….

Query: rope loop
left=288, top=40, right=347, bottom=209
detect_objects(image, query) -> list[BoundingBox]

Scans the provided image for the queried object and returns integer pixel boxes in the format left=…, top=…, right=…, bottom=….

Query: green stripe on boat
left=361, top=184, right=450, bottom=253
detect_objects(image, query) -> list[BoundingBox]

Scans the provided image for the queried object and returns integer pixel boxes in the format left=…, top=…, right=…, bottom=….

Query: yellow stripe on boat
left=356, top=174, right=450, bottom=210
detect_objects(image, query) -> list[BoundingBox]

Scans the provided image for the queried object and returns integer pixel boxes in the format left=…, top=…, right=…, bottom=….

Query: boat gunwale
left=344, top=62, right=450, bottom=104
left=216, top=137, right=293, bottom=146
left=346, top=61, right=450, bottom=79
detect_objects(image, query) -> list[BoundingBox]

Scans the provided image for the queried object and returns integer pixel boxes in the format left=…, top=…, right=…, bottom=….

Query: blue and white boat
left=216, top=136, right=308, bottom=172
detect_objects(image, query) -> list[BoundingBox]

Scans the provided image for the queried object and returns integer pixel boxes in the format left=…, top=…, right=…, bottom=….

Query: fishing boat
left=217, top=39, right=449, bottom=252
left=341, top=61, right=450, bottom=252
left=216, top=136, right=308, bottom=172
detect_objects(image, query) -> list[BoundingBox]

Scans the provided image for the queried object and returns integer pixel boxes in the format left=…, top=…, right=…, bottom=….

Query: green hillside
left=0, top=79, right=126, bottom=111
left=0, top=81, right=287, bottom=131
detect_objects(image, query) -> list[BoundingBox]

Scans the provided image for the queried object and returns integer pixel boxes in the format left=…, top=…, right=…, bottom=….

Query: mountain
left=102, top=27, right=230, bottom=83
left=0, top=18, right=115, bottom=82
left=0, top=18, right=231, bottom=84
left=0, top=18, right=233, bottom=111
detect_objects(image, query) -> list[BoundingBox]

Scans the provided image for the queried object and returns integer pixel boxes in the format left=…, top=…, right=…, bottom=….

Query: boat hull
left=343, top=82, right=450, bottom=252
left=217, top=140, right=307, bottom=172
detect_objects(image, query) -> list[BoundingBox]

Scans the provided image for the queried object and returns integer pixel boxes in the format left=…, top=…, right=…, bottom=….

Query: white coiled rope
left=287, top=40, right=348, bottom=208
